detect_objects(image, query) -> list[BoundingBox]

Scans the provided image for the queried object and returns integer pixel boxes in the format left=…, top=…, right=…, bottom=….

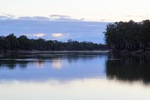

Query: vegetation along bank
left=104, top=20, right=150, bottom=55
left=0, top=34, right=107, bottom=51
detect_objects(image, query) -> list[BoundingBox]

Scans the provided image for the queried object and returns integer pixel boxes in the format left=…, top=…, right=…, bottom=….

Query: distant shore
left=0, top=50, right=110, bottom=54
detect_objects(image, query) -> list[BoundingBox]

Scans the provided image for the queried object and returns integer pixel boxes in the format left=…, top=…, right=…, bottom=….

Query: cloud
left=34, top=33, right=46, bottom=37
left=51, top=33, right=63, bottom=37
left=50, top=15, right=71, bottom=19
left=18, top=16, right=50, bottom=21
left=24, top=33, right=46, bottom=37
left=0, top=14, right=84, bottom=21
left=50, top=33, right=71, bottom=40
left=49, top=14, right=84, bottom=21
left=0, top=14, right=15, bottom=20
left=0, top=16, right=10, bottom=20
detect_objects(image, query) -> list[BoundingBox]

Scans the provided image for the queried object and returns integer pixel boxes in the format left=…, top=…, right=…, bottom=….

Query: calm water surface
left=0, top=53, right=150, bottom=100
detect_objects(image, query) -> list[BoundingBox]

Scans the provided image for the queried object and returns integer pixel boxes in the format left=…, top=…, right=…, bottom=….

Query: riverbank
left=0, top=50, right=110, bottom=55
left=112, top=49, right=150, bottom=56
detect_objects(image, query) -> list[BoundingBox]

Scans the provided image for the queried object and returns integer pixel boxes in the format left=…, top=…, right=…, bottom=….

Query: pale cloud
left=50, top=33, right=71, bottom=40
left=49, top=15, right=84, bottom=21
left=0, top=14, right=84, bottom=21
left=18, top=16, right=50, bottom=21
left=24, top=33, right=46, bottom=37
left=51, top=59, right=62, bottom=70
left=0, top=14, right=15, bottom=20
left=51, top=33, right=63, bottom=37
left=50, top=15, right=71, bottom=19
left=34, top=33, right=46, bottom=37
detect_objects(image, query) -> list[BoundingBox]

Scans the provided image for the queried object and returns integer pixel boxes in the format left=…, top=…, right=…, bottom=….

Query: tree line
left=104, top=20, right=150, bottom=52
left=0, top=34, right=107, bottom=51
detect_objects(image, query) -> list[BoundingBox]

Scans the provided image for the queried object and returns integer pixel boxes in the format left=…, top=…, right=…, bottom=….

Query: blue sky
left=0, top=18, right=107, bottom=43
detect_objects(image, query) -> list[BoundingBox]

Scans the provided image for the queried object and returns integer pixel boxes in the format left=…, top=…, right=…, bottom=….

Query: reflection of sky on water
left=0, top=55, right=107, bottom=83
left=1, top=78, right=150, bottom=100
left=1, top=54, right=150, bottom=100
left=51, top=58, right=64, bottom=69
left=1, top=54, right=150, bottom=85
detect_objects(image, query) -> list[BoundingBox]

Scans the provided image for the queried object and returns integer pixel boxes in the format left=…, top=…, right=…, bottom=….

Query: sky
left=1, top=0, right=150, bottom=21
left=0, top=19, right=107, bottom=43
left=0, top=0, right=150, bottom=43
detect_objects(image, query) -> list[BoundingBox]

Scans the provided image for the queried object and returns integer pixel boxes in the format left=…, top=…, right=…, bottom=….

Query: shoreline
left=111, top=49, right=150, bottom=56
left=0, top=50, right=110, bottom=54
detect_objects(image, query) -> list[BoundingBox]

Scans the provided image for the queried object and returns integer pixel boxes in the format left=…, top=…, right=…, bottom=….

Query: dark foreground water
left=0, top=53, right=150, bottom=100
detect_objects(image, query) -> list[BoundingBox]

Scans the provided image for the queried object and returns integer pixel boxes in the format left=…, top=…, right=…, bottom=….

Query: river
left=0, top=52, right=150, bottom=100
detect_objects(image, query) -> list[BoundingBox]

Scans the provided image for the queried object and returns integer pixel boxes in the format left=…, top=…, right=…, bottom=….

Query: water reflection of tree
left=0, top=60, right=28, bottom=69
left=0, top=53, right=104, bottom=69
left=106, top=55, right=150, bottom=84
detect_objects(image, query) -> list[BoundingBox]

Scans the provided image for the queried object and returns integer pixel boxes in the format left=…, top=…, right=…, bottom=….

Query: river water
left=0, top=53, right=150, bottom=100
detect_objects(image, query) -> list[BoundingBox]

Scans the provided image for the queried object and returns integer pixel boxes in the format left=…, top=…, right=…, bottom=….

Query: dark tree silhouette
left=5, top=33, right=19, bottom=50
left=104, top=20, right=150, bottom=52
left=0, top=34, right=107, bottom=51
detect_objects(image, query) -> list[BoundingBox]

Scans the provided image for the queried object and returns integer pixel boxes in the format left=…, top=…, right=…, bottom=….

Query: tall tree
left=5, top=34, right=19, bottom=50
